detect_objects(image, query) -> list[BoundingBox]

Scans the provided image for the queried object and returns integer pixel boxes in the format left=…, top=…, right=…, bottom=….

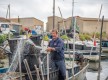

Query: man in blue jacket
left=46, top=29, right=66, bottom=80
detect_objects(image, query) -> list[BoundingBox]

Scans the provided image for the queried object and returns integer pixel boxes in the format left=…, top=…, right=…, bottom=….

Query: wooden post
left=23, top=59, right=33, bottom=80
left=39, top=57, right=45, bottom=80
left=34, top=65, right=41, bottom=80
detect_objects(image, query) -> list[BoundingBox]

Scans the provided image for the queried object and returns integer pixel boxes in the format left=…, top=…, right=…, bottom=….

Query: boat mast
left=71, top=0, right=74, bottom=30
left=9, top=4, right=10, bottom=21
left=72, top=0, right=75, bottom=80
left=6, top=5, right=9, bottom=19
left=97, top=16, right=104, bottom=80
left=8, top=4, right=11, bottom=39
left=53, top=0, right=55, bottom=29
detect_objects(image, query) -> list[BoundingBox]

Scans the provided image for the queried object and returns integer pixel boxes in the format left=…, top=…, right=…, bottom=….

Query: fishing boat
left=64, top=41, right=97, bottom=51
left=0, top=0, right=89, bottom=79
left=64, top=50, right=99, bottom=61
left=0, top=35, right=89, bottom=80
left=96, top=40, right=108, bottom=58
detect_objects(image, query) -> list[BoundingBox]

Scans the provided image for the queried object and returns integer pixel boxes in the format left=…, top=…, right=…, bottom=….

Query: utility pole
left=53, top=0, right=55, bottom=29
left=18, top=16, right=20, bottom=23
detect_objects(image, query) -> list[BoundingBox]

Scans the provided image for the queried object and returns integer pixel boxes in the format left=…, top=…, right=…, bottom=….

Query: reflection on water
left=86, top=59, right=108, bottom=80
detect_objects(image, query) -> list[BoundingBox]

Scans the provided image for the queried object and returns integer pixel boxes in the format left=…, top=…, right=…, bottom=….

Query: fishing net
left=3, top=36, right=58, bottom=80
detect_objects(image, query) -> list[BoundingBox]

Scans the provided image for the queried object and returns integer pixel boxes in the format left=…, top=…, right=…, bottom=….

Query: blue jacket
left=48, top=38, right=64, bottom=61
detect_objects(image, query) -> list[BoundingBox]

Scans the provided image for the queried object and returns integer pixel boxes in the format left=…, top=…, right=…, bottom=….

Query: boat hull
left=74, top=64, right=89, bottom=80
left=67, top=63, right=89, bottom=80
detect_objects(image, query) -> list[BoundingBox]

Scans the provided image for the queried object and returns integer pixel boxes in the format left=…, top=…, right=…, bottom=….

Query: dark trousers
left=54, top=60, right=66, bottom=80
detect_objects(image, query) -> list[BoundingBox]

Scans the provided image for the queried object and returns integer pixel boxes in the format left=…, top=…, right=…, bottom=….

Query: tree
left=84, top=34, right=91, bottom=40
left=79, top=34, right=86, bottom=41
left=0, top=34, right=7, bottom=45
left=102, top=32, right=107, bottom=40
left=60, top=35, right=70, bottom=40
left=95, top=32, right=100, bottom=39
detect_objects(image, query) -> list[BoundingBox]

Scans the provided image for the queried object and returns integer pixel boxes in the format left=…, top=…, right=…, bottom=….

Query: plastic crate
left=8, top=39, right=17, bottom=53
left=67, top=66, right=80, bottom=77
left=0, top=68, right=8, bottom=73
left=30, top=35, right=42, bottom=46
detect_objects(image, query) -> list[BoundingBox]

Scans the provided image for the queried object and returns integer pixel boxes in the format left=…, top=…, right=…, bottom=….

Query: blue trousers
left=54, top=60, right=66, bottom=80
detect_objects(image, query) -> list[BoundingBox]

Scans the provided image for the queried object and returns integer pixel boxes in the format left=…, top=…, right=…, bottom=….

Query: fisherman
left=46, top=29, right=66, bottom=80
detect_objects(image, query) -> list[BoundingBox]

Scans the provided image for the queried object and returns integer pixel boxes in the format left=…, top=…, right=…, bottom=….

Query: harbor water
left=86, top=58, right=108, bottom=80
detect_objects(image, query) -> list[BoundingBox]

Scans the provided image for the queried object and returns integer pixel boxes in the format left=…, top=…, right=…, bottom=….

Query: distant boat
left=102, top=40, right=108, bottom=53
left=101, top=40, right=108, bottom=58
left=64, top=50, right=99, bottom=61
left=64, top=41, right=97, bottom=51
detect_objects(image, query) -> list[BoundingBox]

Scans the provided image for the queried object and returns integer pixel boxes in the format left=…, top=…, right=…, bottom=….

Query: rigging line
left=89, top=4, right=103, bottom=63
left=58, top=6, right=66, bottom=35
left=58, top=6, right=70, bottom=53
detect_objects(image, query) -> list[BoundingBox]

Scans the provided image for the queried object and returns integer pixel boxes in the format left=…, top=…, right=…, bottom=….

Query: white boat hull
left=102, top=47, right=108, bottom=53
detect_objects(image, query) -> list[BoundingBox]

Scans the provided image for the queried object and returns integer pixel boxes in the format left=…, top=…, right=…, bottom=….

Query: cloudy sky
left=0, top=0, right=108, bottom=23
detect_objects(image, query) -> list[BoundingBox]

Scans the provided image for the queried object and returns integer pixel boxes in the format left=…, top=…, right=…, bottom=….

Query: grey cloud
left=0, top=0, right=108, bottom=22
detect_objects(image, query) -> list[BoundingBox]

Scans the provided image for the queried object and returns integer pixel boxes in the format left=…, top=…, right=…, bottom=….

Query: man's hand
left=46, top=47, right=52, bottom=52
left=46, top=47, right=55, bottom=52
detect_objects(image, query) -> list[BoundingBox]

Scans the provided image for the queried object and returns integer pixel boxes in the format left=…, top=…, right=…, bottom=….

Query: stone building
left=0, top=17, right=10, bottom=22
left=10, top=17, right=44, bottom=30
left=46, top=16, right=63, bottom=32
left=78, top=17, right=108, bottom=34
left=0, top=17, right=22, bottom=33
left=46, top=16, right=108, bottom=35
